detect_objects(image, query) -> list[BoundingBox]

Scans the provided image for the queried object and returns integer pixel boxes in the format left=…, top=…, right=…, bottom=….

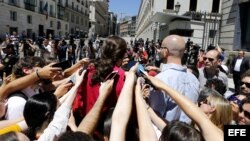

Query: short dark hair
left=58, top=131, right=95, bottom=141
left=198, top=87, right=221, bottom=105
left=205, top=79, right=227, bottom=96
left=160, top=121, right=204, bottom=141
left=187, top=65, right=199, bottom=79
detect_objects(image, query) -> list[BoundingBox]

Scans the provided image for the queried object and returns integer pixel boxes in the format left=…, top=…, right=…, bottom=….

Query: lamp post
left=175, top=2, right=181, bottom=15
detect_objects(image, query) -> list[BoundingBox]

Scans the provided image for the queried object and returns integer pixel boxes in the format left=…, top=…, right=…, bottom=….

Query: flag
left=43, top=1, right=48, bottom=20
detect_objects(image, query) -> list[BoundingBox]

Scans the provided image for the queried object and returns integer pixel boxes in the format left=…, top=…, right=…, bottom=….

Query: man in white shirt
left=5, top=57, right=45, bottom=120
left=231, top=50, right=250, bottom=93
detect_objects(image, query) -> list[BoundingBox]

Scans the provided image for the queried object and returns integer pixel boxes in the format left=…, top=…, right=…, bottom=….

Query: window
left=24, top=0, right=37, bottom=11
left=71, top=14, right=75, bottom=23
left=169, top=29, right=193, bottom=37
left=189, top=0, right=197, bottom=11
left=27, top=15, right=32, bottom=24
left=209, top=30, right=217, bottom=38
left=65, top=24, right=68, bottom=30
left=212, top=0, right=220, bottom=13
left=76, top=16, right=79, bottom=24
left=50, top=21, right=53, bottom=27
left=81, top=18, right=83, bottom=25
left=72, top=2, right=74, bottom=9
left=66, top=0, right=68, bottom=6
left=57, top=21, right=61, bottom=29
left=8, top=0, right=19, bottom=7
left=39, top=1, right=43, bottom=13
left=49, top=5, right=54, bottom=16
left=167, top=0, right=174, bottom=9
left=239, top=1, right=250, bottom=50
left=10, top=11, right=17, bottom=21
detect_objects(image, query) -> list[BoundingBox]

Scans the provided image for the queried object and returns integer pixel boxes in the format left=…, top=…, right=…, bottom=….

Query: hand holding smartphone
left=137, top=64, right=148, bottom=77
left=52, top=60, right=71, bottom=70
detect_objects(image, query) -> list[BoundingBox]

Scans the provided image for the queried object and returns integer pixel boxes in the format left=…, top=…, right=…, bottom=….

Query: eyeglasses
left=227, top=95, right=242, bottom=107
left=239, top=106, right=250, bottom=119
left=240, top=81, right=250, bottom=88
left=203, top=57, right=214, bottom=62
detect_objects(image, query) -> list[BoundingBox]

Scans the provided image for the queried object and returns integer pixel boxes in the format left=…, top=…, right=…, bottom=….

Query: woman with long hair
left=73, top=36, right=127, bottom=127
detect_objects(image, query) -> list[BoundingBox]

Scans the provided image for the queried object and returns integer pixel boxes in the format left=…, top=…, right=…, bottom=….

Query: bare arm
left=0, top=63, right=62, bottom=101
left=77, top=79, right=114, bottom=135
left=63, top=58, right=89, bottom=77
left=61, top=69, right=86, bottom=107
left=135, top=78, right=158, bottom=141
left=110, top=64, right=137, bottom=141
left=0, top=117, right=23, bottom=129
left=146, top=75, right=223, bottom=141
left=147, top=106, right=166, bottom=131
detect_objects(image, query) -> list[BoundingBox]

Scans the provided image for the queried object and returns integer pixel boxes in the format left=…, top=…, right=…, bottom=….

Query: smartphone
left=69, top=74, right=76, bottom=84
left=137, top=64, right=148, bottom=77
left=105, top=70, right=118, bottom=81
left=52, top=60, right=71, bottom=70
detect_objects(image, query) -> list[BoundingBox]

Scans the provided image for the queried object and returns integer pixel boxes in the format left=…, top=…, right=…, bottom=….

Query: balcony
left=8, top=0, right=20, bottom=7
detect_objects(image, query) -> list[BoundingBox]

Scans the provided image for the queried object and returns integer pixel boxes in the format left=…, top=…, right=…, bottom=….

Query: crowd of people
left=0, top=33, right=249, bottom=141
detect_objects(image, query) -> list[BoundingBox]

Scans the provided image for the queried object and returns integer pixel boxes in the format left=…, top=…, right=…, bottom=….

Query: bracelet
left=36, top=69, right=41, bottom=79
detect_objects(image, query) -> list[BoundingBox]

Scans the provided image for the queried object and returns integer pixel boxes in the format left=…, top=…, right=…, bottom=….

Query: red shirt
left=72, top=65, right=125, bottom=119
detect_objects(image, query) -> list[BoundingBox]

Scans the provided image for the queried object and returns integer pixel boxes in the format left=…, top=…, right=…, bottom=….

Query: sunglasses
left=239, top=106, right=250, bottom=119
left=240, top=81, right=250, bottom=88
left=203, top=57, right=214, bottom=62
left=227, top=96, right=242, bottom=107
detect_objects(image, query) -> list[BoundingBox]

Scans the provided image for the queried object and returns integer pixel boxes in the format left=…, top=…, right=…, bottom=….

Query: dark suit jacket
left=231, top=57, right=250, bottom=75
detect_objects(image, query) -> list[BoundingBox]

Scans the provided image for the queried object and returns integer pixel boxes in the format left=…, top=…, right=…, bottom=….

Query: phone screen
left=52, top=60, right=71, bottom=70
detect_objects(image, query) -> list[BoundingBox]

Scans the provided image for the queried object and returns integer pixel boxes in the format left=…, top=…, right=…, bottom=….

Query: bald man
left=149, top=35, right=199, bottom=124
left=198, top=49, right=228, bottom=89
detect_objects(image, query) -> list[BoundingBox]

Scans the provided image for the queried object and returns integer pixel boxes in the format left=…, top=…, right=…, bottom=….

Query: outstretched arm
left=63, top=58, right=89, bottom=77
left=135, top=78, right=158, bottom=141
left=77, top=79, right=114, bottom=135
left=146, top=75, right=223, bottom=141
left=109, top=64, right=137, bottom=141
left=0, top=63, right=62, bottom=101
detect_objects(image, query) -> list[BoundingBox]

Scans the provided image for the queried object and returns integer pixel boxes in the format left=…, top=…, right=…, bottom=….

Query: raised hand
left=99, top=79, right=114, bottom=98
left=75, top=69, right=86, bottom=86
left=54, top=81, right=74, bottom=98
left=38, top=63, right=62, bottom=80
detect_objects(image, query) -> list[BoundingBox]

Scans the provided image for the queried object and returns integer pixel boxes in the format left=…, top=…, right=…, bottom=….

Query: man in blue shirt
left=149, top=35, right=199, bottom=124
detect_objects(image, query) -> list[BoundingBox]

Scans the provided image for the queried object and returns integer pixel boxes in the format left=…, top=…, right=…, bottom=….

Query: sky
left=109, top=0, right=141, bottom=19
